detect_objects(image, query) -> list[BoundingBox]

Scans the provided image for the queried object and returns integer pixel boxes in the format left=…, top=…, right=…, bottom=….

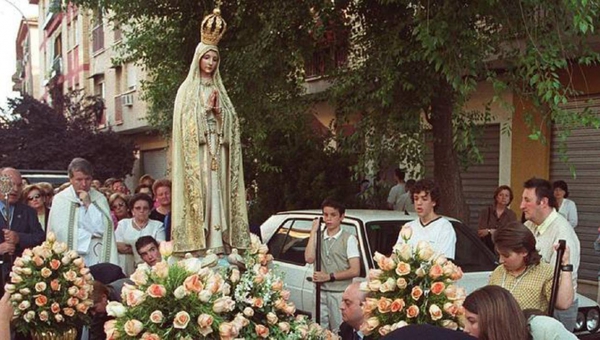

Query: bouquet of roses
left=360, top=225, right=466, bottom=338
left=232, top=233, right=336, bottom=339
left=106, top=236, right=338, bottom=339
left=5, top=232, right=93, bottom=336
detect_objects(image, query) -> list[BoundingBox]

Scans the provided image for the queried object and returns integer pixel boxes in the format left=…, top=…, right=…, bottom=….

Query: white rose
left=106, top=301, right=127, bottom=317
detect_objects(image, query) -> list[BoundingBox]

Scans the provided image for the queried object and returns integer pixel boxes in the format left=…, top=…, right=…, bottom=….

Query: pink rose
left=51, top=302, right=60, bottom=313
left=173, top=311, right=191, bottom=329
left=50, top=279, right=61, bottom=291
left=49, top=259, right=61, bottom=270
left=67, top=297, right=79, bottom=307
left=32, top=255, right=44, bottom=267
left=76, top=302, right=90, bottom=314
left=124, top=319, right=144, bottom=336
left=150, top=310, right=164, bottom=323
left=430, top=281, right=446, bottom=295
left=147, top=284, right=166, bottom=298
left=368, top=269, right=383, bottom=280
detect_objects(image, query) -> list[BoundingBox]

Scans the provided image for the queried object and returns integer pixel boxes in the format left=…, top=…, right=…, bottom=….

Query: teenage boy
left=135, top=235, right=162, bottom=267
left=395, top=179, right=456, bottom=259
left=305, top=199, right=360, bottom=333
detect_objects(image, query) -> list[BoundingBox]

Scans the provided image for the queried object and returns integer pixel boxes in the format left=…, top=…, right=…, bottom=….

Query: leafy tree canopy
left=0, top=92, right=136, bottom=181
left=69, top=0, right=600, bottom=223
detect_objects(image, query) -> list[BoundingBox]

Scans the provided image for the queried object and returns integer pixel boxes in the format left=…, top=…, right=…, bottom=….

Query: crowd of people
left=0, top=158, right=590, bottom=340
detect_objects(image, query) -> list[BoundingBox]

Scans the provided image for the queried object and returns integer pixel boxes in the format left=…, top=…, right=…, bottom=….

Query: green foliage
left=0, top=94, right=136, bottom=180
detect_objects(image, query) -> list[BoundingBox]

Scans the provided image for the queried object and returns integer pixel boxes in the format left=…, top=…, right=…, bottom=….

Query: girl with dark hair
left=488, top=222, right=573, bottom=312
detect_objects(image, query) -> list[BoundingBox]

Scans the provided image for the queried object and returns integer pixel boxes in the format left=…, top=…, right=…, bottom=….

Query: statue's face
left=199, top=50, right=219, bottom=78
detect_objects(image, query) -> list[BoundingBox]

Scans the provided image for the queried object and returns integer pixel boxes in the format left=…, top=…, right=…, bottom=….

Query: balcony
left=51, top=56, right=62, bottom=78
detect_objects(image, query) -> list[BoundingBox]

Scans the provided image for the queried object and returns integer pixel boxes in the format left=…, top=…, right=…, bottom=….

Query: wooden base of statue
left=31, top=328, right=77, bottom=340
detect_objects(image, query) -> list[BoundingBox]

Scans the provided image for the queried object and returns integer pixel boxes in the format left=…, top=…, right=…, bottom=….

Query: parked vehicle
left=19, top=169, right=69, bottom=188
left=260, top=209, right=600, bottom=337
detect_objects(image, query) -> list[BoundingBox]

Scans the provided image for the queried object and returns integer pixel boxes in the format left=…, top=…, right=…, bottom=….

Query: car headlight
left=586, top=308, right=600, bottom=333
left=576, top=310, right=586, bottom=332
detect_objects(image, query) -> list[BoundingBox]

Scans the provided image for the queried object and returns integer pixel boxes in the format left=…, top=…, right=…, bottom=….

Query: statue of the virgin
left=171, top=7, right=250, bottom=255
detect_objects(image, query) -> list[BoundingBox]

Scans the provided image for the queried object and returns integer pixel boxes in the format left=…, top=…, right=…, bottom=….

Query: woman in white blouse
left=553, top=180, right=578, bottom=228
left=115, top=193, right=166, bottom=275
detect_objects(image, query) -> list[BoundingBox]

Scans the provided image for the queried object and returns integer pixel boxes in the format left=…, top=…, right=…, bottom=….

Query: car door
left=264, top=217, right=315, bottom=313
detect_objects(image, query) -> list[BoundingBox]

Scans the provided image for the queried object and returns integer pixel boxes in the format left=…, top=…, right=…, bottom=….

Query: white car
left=260, top=209, right=600, bottom=337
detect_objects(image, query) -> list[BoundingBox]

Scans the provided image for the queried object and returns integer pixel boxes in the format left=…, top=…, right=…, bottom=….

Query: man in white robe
left=48, top=158, right=118, bottom=266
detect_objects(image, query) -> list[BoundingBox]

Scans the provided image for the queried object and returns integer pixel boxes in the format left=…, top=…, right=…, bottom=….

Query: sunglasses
left=28, top=194, right=42, bottom=201
left=112, top=202, right=126, bottom=209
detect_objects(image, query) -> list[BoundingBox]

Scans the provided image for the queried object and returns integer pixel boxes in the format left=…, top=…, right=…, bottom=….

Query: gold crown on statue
left=201, top=7, right=227, bottom=45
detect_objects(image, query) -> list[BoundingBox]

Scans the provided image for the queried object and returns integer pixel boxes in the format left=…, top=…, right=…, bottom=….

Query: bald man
left=0, top=168, right=45, bottom=292
left=339, top=281, right=371, bottom=340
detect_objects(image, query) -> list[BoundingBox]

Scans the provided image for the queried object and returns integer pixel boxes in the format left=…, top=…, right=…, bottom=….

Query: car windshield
left=364, top=220, right=497, bottom=273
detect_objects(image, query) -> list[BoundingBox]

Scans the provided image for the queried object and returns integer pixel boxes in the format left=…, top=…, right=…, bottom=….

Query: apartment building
left=13, top=17, right=40, bottom=98
left=24, top=0, right=168, bottom=185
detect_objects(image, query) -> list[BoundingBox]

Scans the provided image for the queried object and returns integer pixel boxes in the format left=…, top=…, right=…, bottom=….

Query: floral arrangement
left=360, top=225, right=467, bottom=338
left=5, top=232, right=93, bottom=335
left=106, top=234, right=338, bottom=339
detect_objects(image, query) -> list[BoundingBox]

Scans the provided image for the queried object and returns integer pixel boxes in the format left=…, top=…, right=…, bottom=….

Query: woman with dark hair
left=463, top=286, right=576, bottom=340
left=553, top=180, right=578, bottom=228
left=477, top=185, right=517, bottom=252
left=21, top=184, right=49, bottom=231
left=115, top=193, right=166, bottom=275
left=489, top=222, right=573, bottom=312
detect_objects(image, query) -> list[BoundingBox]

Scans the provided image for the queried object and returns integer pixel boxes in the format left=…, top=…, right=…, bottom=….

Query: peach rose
left=34, top=282, right=47, bottom=292
left=73, top=258, right=84, bottom=268
left=280, top=290, right=291, bottom=300
left=63, top=269, right=77, bottom=281
left=76, top=302, right=90, bottom=314
left=33, top=255, right=44, bottom=267
left=152, top=261, right=169, bottom=278
left=429, top=304, right=443, bottom=320
left=379, top=325, right=393, bottom=337
left=283, top=302, right=296, bottom=315
left=429, top=264, right=443, bottom=279
left=362, top=317, right=380, bottom=335
left=367, top=279, right=382, bottom=292
left=51, top=302, right=60, bottom=313
left=377, top=297, right=393, bottom=313
left=39, top=310, right=49, bottom=321
left=125, top=289, right=146, bottom=307
left=395, top=261, right=411, bottom=276
left=368, top=269, right=383, bottom=280
left=63, top=308, right=75, bottom=317
left=55, top=313, right=64, bottom=322
left=430, top=281, right=446, bottom=295
left=252, top=297, right=264, bottom=308
left=278, top=322, right=291, bottom=333
left=396, top=277, right=408, bottom=289
left=50, top=279, right=61, bottom=291
left=406, top=305, right=420, bottom=318
left=150, top=310, right=164, bottom=323
left=213, top=296, right=236, bottom=313
left=21, top=267, right=32, bottom=275
left=444, top=284, right=458, bottom=299
left=197, top=313, right=214, bottom=328
left=104, top=320, right=119, bottom=340
left=394, top=243, right=413, bottom=261
left=243, top=307, right=255, bottom=317
left=49, top=259, right=61, bottom=270
left=40, top=268, right=52, bottom=278
left=379, top=277, right=397, bottom=293
left=229, top=268, right=240, bottom=283
left=363, top=298, right=378, bottom=313
left=219, top=322, right=238, bottom=340
left=124, top=319, right=144, bottom=336
left=390, top=298, right=405, bottom=312
left=380, top=256, right=396, bottom=271
left=35, top=294, right=48, bottom=307
left=130, top=270, right=148, bottom=286
left=173, top=311, right=191, bottom=329
left=184, top=274, right=204, bottom=293
left=411, top=286, right=423, bottom=301
left=147, top=284, right=167, bottom=298
left=443, top=302, right=459, bottom=316
left=271, top=279, right=283, bottom=291
left=140, top=333, right=160, bottom=340
left=266, top=312, right=278, bottom=325
left=67, top=297, right=79, bottom=307
left=255, top=324, right=269, bottom=338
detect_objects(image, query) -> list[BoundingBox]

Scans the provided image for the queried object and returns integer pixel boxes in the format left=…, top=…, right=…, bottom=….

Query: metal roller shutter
left=550, top=96, right=600, bottom=281
left=142, top=148, right=168, bottom=180
left=424, top=124, right=501, bottom=228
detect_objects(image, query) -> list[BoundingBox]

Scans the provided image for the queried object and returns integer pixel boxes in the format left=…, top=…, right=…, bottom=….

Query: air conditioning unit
left=121, top=93, right=134, bottom=106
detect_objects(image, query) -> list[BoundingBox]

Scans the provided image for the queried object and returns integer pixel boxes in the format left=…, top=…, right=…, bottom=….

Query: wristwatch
left=329, top=273, right=336, bottom=282
left=561, top=264, right=573, bottom=272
